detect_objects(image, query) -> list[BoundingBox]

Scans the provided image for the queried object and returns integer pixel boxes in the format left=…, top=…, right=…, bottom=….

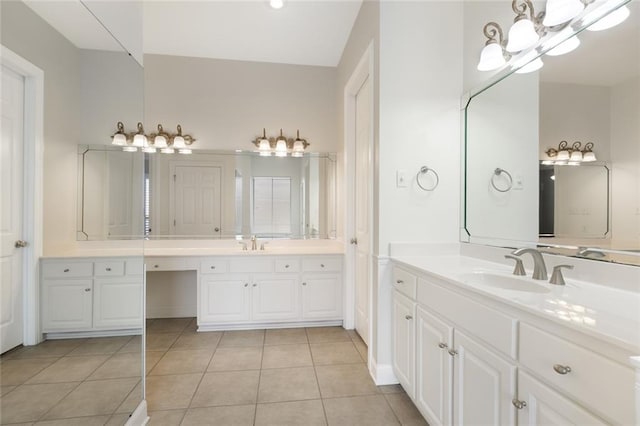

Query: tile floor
left=1, top=319, right=428, bottom=426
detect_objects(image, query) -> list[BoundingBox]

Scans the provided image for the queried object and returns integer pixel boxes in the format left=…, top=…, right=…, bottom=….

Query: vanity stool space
left=40, top=257, right=144, bottom=338
left=391, top=262, right=636, bottom=426
left=145, top=253, right=344, bottom=331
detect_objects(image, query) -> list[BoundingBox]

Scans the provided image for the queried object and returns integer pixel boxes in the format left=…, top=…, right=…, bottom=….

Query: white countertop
left=392, top=254, right=640, bottom=355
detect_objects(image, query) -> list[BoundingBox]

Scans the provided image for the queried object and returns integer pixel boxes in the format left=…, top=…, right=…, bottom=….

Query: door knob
left=350, top=238, right=358, bottom=245
left=14, top=240, right=28, bottom=248
left=214, top=227, right=220, bottom=232
left=512, top=399, right=527, bottom=409
left=553, top=364, right=572, bottom=375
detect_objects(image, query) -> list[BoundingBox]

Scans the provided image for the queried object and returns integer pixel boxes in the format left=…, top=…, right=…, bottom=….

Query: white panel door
left=517, top=371, right=606, bottom=426
left=1, top=66, right=25, bottom=353
left=251, top=275, right=299, bottom=321
left=200, top=275, right=250, bottom=322
left=106, top=151, right=134, bottom=238
left=173, top=165, right=222, bottom=236
left=93, top=278, right=143, bottom=329
left=416, top=306, right=454, bottom=426
left=41, top=279, right=93, bottom=331
left=392, top=290, right=416, bottom=398
left=453, top=330, right=516, bottom=426
left=301, top=274, right=342, bottom=320
left=354, top=76, right=371, bottom=345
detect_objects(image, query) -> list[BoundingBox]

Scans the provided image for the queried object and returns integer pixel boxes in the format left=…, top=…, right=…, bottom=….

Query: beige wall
left=143, top=54, right=338, bottom=153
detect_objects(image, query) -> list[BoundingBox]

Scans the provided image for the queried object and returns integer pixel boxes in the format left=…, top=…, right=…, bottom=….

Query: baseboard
left=124, top=399, right=148, bottom=426
left=198, top=320, right=343, bottom=332
left=45, top=328, right=142, bottom=339
left=369, top=357, right=399, bottom=386
left=146, top=306, right=196, bottom=319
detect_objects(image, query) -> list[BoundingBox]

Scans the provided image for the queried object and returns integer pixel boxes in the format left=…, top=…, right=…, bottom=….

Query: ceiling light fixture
left=111, top=122, right=196, bottom=154
left=252, top=129, right=310, bottom=157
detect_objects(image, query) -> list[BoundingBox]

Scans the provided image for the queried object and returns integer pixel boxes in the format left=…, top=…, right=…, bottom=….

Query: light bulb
left=586, top=5, right=629, bottom=31
left=270, top=0, right=284, bottom=9
left=543, top=0, right=584, bottom=27
left=477, top=43, right=506, bottom=71
left=546, top=35, right=580, bottom=56
left=506, top=19, right=540, bottom=53
left=515, top=57, right=543, bottom=74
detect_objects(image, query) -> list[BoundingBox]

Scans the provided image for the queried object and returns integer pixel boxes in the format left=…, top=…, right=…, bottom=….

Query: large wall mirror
left=77, top=147, right=337, bottom=241
left=464, top=0, right=639, bottom=265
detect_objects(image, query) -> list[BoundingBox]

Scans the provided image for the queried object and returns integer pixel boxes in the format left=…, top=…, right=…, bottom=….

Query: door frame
left=1, top=46, right=45, bottom=346
left=343, top=42, right=374, bottom=336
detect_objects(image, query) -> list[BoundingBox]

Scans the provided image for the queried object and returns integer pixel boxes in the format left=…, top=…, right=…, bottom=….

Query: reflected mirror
left=464, top=0, right=639, bottom=265
left=77, top=147, right=337, bottom=241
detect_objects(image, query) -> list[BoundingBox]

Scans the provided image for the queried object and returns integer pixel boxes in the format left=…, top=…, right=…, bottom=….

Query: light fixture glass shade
left=293, top=140, right=305, bottom=153
left=586, top=5, right=629, bottom=31
left=258, top=138, right=271, bottom=151
left=143, top=146, right=157, bottom=153
left=178, top=148, right=192, bottom=155
left=132, top=133, right=147, bottom=147
left=557, top=149, right=570, bottom=161
left=122, top=146, right=138, bottom=152
left=543, top=0, right=584, bottom=27
left=570, top=150, right=583, bottom=161
left=173, top=135, right=186, bottom=149
left=506, top=19, right=540, bottom=53
left=160, top=147, right=175, bottom=154
left=154, top=134, right=168, bottom=148
left=112, top=133, right=127, bottom=146
left=582, top=151, right=596, bottom=162
left=270, top=0, right=284, bottom=9
left=275, top=139, right=287, bottom=153
left=546, top=35, right=580, bottom=56
left=515, top=57, right=543, bottom=74
left=477, top=43, right=506, bottom=71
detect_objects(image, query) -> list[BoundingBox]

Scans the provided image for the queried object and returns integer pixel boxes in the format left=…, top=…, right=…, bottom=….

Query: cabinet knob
left=210, top=266, right=216, bottom=269
left=302, top=282, right=307, bottom=286
left=512, top=399, right=527, bottom=410
left=405, top=315, right=413, bottom=320
left=285, top=264, right=289, bottom=268
left=84, top=288, right=91, bottom=292
left=396, top=279, right=404, bottom=284
left=244, top=283, right=249, bottom=287
left=63, top=268, right=70, bottom=273
left=320, top=264, right=325, bottom=268
left=106, top=267, right=112, bottom=272
left=252, top=283, right=257, bottom=287
left=154, top=265, right=159, bottom=268
left=438, top=342, right=448, bottom=349
left=553, top=364, right=572, bottom=375
left=448, top=349, right=458, bottom=356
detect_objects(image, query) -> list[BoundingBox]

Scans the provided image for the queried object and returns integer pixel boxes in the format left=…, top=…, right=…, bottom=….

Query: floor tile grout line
left=34, top=379, right=85, bottom=422
left=252, top=330, right=267, bottom=425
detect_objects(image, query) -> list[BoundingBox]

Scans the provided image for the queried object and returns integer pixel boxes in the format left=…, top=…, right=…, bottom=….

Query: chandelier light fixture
left=543, top=140, right=597, bottom=165
left=476, top=0, right=630, bottom=73
left=111, top=122, right=196, bottom=154
left=251, top=128, right=310, bottom=157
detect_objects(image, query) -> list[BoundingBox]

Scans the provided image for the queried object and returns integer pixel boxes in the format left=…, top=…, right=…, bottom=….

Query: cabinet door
left=416, top=306, right=453, bottom=426
left=251, top=275, right=299, bottom=321
left=200, top=275, right=250, bottom=322
left=42, top=279, right=93, bottom=331
left=453, top=330, right=516, bottom=426
left=301, top=274, right=342, bottom=320
left=392, top=290, right=416, bottom=398
left=517, top=371, right=606, bottom=426
left=93, top=277, right=143, bottom=329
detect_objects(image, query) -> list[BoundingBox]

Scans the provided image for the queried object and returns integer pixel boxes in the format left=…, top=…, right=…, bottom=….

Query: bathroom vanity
left=390, top=246, right=638, bottom=425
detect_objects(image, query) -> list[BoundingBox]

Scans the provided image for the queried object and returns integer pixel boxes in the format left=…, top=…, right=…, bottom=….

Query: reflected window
left=252, top=177, right=291, bottom=236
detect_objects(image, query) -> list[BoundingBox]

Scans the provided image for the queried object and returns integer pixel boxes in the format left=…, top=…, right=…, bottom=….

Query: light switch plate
left=396, top=170, right=408, bottom=188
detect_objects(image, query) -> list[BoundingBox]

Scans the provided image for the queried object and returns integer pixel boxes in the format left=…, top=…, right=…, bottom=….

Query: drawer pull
left=448, top=349, right=458, bottom=356
left=210, top=266, right=216, bottom=269
left=553, top=364, right=572, bottom=375
left=405, top=315, right=413, bottom=320
left=106, top=267, right=112, bottom=272
left=438, top=342, right=448, bottom=349
left=84, top=288, right=91, bottom=292
left=253, top=283, right=258, bottom=287
left=320, top=264, right=325, bottom=268
left=63, top=268, right=70, bottom=273
left=285, top=264, right=290, bottom=268
left=512, top=399, right=527, bottom=410
left=396, top=280, right=404, bottom=284
left=302, top=282, right=307, bottom=286
left=154, top=265, right=159, bottom=268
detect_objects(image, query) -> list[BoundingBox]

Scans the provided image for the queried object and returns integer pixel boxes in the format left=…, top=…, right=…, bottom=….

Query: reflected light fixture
left=543, top=0, right=585, bottom=27
left=545, top=140, right=597, bottom=164
left=515, top=57, right=544, bottom=73
left=132, top=122, right=147, bottom=147
left=586, top=4, right=630, bottom=31
left=111, top=122, right=127, bottom=146
left=252, top=128, right=310, bottom=157
left=111, top=122, right=196, bottom=154
left=545, top=35, right=581, bottom=56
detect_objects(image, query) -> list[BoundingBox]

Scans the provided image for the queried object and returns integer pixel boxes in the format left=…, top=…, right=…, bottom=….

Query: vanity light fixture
left=269, top=0, right=284, bottom=10
left=251, top=128, right=310, bottom=157
left=545, top=140, right=597, bottom=164
left=505, top=0, right=545, bottom=53
left=585, top=4, right=630, bottom=30
left=111, top=122, right=196, bottom=154
left=477, top=22, right=509, bottom=71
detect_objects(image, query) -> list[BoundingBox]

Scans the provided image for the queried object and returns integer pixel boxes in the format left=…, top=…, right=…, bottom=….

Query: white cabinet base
left=45, top=328, right=142, bottom=340
left=197, top=320, right=342, bottom=332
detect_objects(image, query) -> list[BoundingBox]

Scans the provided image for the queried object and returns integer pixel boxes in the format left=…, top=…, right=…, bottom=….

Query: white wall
left=143, top=54, right=338, bottom=153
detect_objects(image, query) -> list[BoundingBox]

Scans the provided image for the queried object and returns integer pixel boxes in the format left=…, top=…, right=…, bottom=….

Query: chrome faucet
left=576, top=247, right=606, bottom=258
left=250, top=235, right=257, bottom=251
left=511, top=248, right=548, bottom=280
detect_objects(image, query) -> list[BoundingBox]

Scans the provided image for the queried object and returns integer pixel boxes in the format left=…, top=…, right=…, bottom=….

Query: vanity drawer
left=146, top=257, right=187, bottom=271
left=417, top=277, right=517, bottom=358
left=125, top=259, right=144, bottom=275
left=200, top=259, right=228, bottom=274
left=229, top=258, right=272, bottom=273
left=393, top=267, right=417, bottom=299
left=519, top=323, right=634, bottom=425
left=42, top=261, right=93, bottom=278
left=302, top=257, right=342, bottom=272
left=275, top=259, right=299, bottom=273
left=94, top=260, right=125, bottom=277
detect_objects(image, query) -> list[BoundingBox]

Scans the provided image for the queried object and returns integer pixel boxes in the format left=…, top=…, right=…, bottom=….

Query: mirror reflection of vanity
left=464, top=0, right=639, bottom=265
left=77, top=147, right=337, bottom=241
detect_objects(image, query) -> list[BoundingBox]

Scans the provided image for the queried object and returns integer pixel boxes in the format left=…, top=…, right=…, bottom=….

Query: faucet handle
left=549, top=264, right=573, bottom=285
left=238, top=241, right=248, bottom=251
left=504, top=255, right=526, bottom=276
left=260, top=242, right=269, bottom=251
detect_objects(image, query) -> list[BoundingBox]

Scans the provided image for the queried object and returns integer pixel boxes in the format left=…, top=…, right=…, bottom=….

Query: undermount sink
left=460, top=271, right=551, bottom=294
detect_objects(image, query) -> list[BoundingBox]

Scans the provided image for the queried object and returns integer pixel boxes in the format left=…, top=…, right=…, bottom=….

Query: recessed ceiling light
left=270, top=0, right=284, bottom=10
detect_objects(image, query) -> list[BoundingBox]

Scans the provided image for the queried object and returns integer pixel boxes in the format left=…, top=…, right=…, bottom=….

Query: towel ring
left=416, top=166, right=439, bottom=191
left=491, top=168, right=513, bottom=192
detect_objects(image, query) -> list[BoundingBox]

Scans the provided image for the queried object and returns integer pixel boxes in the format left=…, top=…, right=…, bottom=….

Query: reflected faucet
left=251, top=235, right=257, bottom=251
left=511, top=248, right=548, bottom=280
left=577, top=247, right=606, bottom=258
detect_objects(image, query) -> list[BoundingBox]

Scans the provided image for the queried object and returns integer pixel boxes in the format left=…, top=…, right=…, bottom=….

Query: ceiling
left=24, top=0, right=363, bottom=67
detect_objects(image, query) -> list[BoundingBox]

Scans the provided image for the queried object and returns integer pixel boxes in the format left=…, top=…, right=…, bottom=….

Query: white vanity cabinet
left=41, top=258, right=143, bottom=336
left=198, top=254, right=343, bottom=330
left=391, top=262, right=635, bottom=426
